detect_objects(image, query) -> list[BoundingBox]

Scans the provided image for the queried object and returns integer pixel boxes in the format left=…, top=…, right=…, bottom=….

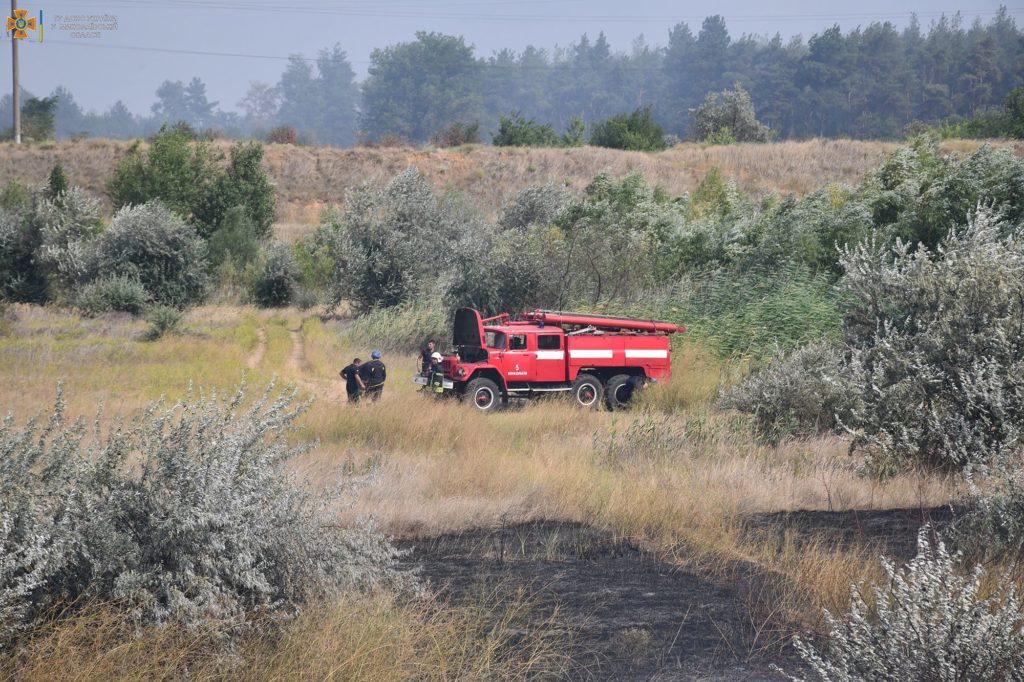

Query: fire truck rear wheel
left=605, top=374, right=637, bottom=410
left=466, top=377, right=501, bottom=413
left=571, top=374, right=603, bottom=409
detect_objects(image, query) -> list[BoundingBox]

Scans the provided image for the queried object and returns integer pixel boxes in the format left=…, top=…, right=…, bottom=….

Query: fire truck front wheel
left=571, top=374, right=604, bottom=409
left=465, top=377, right=501, bottom=413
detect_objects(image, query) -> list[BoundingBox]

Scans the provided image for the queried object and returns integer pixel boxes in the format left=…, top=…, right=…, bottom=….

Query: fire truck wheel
left=466, top=377, right=501, bottom=413
left=605, top=374, right=636, bottom=410
left=571, top=374, right=603, bottom=409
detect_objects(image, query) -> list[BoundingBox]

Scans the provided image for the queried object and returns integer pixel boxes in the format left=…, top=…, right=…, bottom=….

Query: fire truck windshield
left=485, top=330, right=506, bottom=350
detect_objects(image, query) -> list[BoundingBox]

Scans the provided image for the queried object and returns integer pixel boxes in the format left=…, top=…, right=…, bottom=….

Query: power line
left=43, top=38, right=326, bottom=62
left=37, top=1, right=1024, bottom=24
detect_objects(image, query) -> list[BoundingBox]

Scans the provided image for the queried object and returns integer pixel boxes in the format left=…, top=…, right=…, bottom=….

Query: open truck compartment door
left=453, top=308, right=486, bottom=347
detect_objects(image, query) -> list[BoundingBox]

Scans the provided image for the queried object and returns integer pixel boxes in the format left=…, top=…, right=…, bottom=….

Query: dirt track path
left=284, top=319, right=346, bottom=402
left=286, top=326, right=308, bottom=374
left=246, top=327, right=267, bottom=369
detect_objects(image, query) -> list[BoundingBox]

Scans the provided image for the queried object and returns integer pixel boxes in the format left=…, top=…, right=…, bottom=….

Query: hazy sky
left=3, top=0, right=1020, bottom=115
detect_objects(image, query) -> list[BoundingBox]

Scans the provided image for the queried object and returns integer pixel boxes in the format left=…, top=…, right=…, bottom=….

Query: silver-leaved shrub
left=0, top=384, right=410, bottom=648
left=788, top=527, right=1024, bottom=682
left=86, top=201, right=209, bottom=308
left=498, top=182, right=570, bottom=232
left=33, top=186, right=102, bottom=294
left=729, top=207, right=1024, bottom=476
left=319, top=168, right=475, bottom=313
left=953, top=462, right=1024, bottom=562
left=719, top=342, right=853, bottom=442
left=840, top=207, right=1024, bottom=475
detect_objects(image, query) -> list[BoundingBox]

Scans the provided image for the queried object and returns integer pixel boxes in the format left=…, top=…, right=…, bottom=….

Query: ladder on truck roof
left=521, top=309, right=684, bottom=335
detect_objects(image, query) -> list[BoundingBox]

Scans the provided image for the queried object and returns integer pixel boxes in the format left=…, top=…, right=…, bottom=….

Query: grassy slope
left=3, top=138, right=1020, bottom=236
left=0, top=303, right=957, bottom=676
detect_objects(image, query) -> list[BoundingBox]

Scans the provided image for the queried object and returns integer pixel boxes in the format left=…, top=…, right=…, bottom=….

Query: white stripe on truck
left=569, top=350, right=614, bottom=359
left=535, top=351, right=565, bottom=360
left=624, top=349, right=669, bottom=359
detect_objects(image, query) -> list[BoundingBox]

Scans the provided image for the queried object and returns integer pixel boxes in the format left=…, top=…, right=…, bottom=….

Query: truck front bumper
left=412, top=375, right=454, bottom=390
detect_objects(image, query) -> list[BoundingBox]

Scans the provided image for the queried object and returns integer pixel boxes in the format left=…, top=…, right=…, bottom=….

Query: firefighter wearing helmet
left=425, top=351, right=445, bottom=393
left=359, top=350, right=387, bottom=401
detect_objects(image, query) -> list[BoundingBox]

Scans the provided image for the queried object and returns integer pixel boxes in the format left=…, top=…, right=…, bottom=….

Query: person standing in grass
left=360, top=350, right=387, bottom=401
left=340, top=357, right=366, bottom=403
left=420, top=339, right=437, bottom=376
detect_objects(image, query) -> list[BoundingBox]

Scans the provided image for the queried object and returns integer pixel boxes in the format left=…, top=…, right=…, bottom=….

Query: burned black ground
left=399, top=507, right=956, bottom=680
left=400, top=521, right=794, bottom=680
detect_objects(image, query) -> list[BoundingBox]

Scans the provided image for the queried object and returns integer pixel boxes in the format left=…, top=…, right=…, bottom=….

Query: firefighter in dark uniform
left=339, top=357, right=365, bottom=403
left=420, top=339, right=437, bottom=376
left=360, top=350, right=387, bottom=401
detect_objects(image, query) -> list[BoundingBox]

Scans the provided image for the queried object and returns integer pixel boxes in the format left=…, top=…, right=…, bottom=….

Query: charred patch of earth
left=745, top=505, right=957, bottom=561
left=398, top=521, right=798, bottom=681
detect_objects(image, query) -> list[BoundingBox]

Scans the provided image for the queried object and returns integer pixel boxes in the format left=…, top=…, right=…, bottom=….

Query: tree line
left=2, top=9, right=1022, bottom=144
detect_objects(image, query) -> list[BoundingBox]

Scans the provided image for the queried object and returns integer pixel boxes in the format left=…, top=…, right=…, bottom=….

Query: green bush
left=207, top=205, right=261, bottom=268
left=561, top=116, right=586, bottom=147
left=861, top=138, right=1024, bottom=250
left=0, top=182, right=29, bottom=212
left=75, top=275, right=151, bottom=316
left=589, top=106, right=666, bottom=151
left=251, top=242, right=299, bottom=307
left=143, top=306, right=183, bottom=341
left=107, top=126, right=276, bottom=239
left=0, top=208, right=44, bottom=303
left=0, top=184, right=104, bottom=303
left=89, top=202, right=208, bottom=308
left=724, top=205, right=1024, bottom=472
left=491, top=112, right=559, bottom=147
left=45, top=164, right=69, bottom=199
left=554, top=172, right=684, bottom=305
left=20, top=96, right=57, bottom=141
left=107, top=125, right=216, bottom=229
left=195, top=142, right=277, bottom=240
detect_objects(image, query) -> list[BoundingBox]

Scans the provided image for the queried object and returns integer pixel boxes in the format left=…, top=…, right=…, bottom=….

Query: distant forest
left=2, top=9, right=1022, bottom=144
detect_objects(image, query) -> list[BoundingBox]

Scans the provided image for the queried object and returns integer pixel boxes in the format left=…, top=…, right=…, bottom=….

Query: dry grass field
left=0, top=303, right=961, bottom=678
left=3, top=138, right=1021, bottom=235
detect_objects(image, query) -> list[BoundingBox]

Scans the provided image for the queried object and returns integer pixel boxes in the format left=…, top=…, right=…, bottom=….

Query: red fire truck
left=418, top=308, right=684, bottom=412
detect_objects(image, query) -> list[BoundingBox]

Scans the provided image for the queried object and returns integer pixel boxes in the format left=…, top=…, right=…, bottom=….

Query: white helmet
left=431, top=352, right=443, bottom=362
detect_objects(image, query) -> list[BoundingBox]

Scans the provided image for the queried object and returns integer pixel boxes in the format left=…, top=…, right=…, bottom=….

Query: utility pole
left=11, top=0, right=20, bottom=144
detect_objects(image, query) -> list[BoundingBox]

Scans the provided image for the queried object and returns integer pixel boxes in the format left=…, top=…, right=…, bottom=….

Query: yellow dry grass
left=0, top=303, right=962, bottom=672
left=3, top=138, right=1021, bottom=235
left=6, top=590, right=574, bottom=681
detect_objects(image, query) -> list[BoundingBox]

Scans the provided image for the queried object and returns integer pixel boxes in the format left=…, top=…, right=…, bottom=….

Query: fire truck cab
left=428, top=307, right=684, bottom=412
